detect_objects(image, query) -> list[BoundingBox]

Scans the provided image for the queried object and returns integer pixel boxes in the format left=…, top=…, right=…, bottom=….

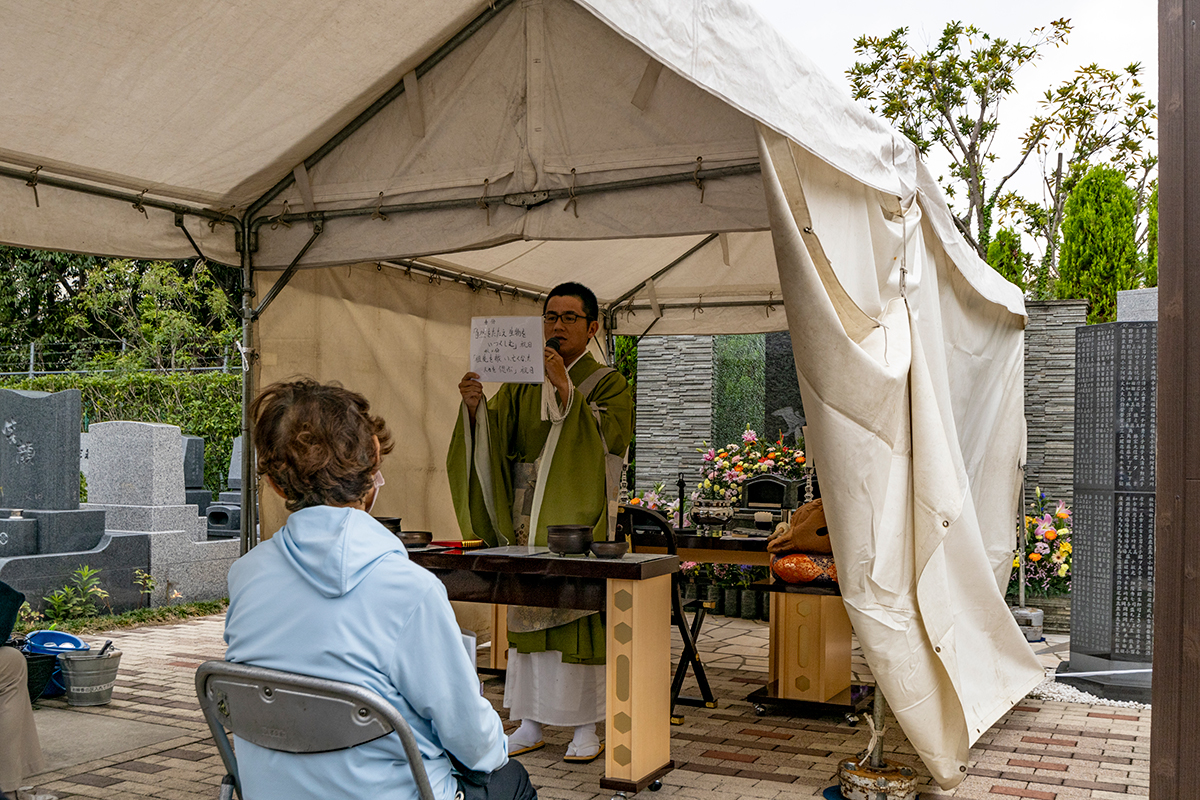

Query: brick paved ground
left=22, top=614, right=1149, bottom=800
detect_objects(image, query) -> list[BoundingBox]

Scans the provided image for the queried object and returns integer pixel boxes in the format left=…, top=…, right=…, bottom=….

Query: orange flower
left=1028, top=553, right=1042, bottom=562
left=795, top=455, right=805, bottom=463
left=629, top=497, right=641, bottom=505
left=735, top=464, right=744, bottom=472
left=1044, top=530, right=1057, bottom=541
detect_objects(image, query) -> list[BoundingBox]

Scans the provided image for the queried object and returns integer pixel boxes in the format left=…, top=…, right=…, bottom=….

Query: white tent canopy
left=0, top=0, right=1041, bottom=787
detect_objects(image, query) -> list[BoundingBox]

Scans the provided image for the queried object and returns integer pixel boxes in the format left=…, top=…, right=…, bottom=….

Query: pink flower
left=742, top=429, right=758, bottom=443
left=702, top=449, right=716, bottom=462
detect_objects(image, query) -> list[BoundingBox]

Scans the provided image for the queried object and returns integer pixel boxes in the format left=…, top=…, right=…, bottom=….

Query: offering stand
left=409, top=547, right=677, bottom=796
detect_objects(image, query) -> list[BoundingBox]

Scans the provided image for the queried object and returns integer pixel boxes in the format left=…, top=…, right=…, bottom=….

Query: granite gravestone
left=764, top=331, right=805, bottom=446
left=0, top=388, right=82, bottom=510
left=207, top=436, right=243, bottom=538
left=0, top=388, right=106, bottom=554
left=182, top=435, right=211, bottom=517
left=1059, top=322, right=1156, bottom=701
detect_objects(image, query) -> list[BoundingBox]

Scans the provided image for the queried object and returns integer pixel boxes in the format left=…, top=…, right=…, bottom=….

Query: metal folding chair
left=618, top=503, right=717, bottom=724
left=195, top=660, right=437, bottom=800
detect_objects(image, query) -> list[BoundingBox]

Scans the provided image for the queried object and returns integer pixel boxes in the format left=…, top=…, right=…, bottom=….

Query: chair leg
left=669, top=586, right=716, bottom=722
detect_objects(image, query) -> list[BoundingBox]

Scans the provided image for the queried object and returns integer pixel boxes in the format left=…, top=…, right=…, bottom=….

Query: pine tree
left=1057, top=165, right=1140, bottom=323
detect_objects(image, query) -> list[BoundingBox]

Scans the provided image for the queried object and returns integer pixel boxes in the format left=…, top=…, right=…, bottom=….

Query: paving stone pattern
left=26, top=614, right=1149, bottom=800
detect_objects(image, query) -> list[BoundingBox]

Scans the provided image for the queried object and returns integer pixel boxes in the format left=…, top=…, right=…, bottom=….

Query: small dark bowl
left=398, top=530, right=432, bottom=549
left=373, top=516, right=403, bottom=535
left=546, top=525, right=594, bottom=555
left=590, top=541, right=628, bottom=559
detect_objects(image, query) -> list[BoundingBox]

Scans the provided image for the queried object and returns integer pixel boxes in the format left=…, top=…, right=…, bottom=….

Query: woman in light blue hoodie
left=225, top=379, right=535, bottom=800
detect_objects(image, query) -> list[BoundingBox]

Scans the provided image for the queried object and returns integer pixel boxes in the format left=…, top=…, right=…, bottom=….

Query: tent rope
left=132, top=189, right=149, bottom=220
left=269, top=201, right=293, bottom=230
left=854, top=712, right=887, bottom=769
left=477, top=178, right=491, bottom=225
left=563, top=168, right=579, bottom=218
left=25, top=166, right=41, bottom=208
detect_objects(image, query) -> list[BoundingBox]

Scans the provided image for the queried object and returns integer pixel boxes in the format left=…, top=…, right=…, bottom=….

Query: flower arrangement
left=693, top=426, right=806, bottom=506
left=1010, top=487, right=1073, bottom=596
left=628, top=481, right=681, bottom=517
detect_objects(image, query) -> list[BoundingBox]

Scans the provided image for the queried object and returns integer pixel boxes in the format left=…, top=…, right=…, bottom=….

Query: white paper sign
left=470, top=316, right=545, bottom=383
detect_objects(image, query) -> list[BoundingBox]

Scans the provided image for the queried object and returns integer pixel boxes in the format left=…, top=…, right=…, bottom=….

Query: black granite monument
left=1058, top=322, right=1156, bottom=701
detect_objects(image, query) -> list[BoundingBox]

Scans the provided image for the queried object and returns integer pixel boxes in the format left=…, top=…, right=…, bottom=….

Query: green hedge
left=0, top=371, right=240, bottom=495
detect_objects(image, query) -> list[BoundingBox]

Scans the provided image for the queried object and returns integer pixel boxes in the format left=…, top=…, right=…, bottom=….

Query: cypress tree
left=1057, top=165, right=1140, bottom=323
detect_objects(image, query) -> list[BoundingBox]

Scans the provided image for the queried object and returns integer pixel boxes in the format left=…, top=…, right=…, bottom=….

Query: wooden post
left=1151, top=2, right=1200, bottom=796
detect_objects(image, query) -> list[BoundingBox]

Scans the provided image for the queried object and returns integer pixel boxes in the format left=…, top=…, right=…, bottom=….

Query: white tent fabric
left=0, top=0, right=1041, bottom=787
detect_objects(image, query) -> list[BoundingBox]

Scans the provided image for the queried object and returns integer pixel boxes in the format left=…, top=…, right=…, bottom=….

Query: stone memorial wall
left=1062, top=321, right=1156, bottom=701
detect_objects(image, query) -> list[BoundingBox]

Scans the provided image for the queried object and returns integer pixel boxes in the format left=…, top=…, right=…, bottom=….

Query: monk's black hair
left=544, top=282, right=599, bottom=322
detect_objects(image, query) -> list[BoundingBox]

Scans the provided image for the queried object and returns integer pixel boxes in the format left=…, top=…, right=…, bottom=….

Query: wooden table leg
left=768, top=592, right=851, bottom=702
left=489, top=604, right=509, bottom=671
left=601, top=573, right=674, bottom=793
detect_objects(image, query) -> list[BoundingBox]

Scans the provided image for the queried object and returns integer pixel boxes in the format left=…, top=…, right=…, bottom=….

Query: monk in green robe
left=448, top=282, right=633, bottom=763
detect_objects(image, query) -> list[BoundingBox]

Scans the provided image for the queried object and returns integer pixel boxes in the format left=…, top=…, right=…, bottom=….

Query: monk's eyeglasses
left=543, top=312, right=589, bottom=325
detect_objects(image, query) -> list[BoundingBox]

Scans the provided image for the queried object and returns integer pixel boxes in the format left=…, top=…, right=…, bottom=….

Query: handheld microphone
left=545, top=337, right=561, bottom=353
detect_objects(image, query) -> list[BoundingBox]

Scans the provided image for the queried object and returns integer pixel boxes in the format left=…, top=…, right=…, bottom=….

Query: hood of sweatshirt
left=272, top=505, right=407, bottom=598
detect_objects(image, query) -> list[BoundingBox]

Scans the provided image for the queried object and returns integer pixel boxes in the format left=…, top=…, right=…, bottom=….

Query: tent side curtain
left=756, top=125, right=1042, bottom=790
left=252, top=263, right=546, bottom=541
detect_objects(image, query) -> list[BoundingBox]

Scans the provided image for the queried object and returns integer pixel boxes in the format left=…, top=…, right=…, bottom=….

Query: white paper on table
left=469, top=316, right=545, bottom=383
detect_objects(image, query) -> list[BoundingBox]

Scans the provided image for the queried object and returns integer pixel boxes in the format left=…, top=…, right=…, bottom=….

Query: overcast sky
left=743, top=0, right=1158, bottom=214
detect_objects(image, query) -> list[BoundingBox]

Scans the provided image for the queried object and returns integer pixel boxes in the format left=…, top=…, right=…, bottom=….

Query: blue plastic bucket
left=23, top=631, right=90, bottom=697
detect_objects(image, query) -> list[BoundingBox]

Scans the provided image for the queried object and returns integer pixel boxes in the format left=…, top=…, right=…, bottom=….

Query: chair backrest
left=618, top=503, right=679, bottom=556
left=195, top=660, right=436, bottom=800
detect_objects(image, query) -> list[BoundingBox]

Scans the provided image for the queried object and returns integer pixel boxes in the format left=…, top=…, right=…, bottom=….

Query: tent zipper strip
left=380, top=259, right=545, bottom=305
left=252, top=163, right=761, bottom=232
left=245, top=0, right=519, bottom=223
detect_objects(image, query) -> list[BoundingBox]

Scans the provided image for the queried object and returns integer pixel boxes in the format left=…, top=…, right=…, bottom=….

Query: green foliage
left=0, top=371, right=240, bottom=495
left=712, top=335, right=764, bottom=449
left=848, top=19, right=1071, bottom=257
left=613, top=335, right=638, bottom=487
left=0, top=247, right=103, bottom=355
left=986, top=228, right=1029, bottom=289
left=1145, top=183, right=1159, bottom=287
left=42, top=565, right=111, bottom=622
left=68, top=258, right=239, bottom=370
left=1057, top=165, right=1140, bottom=323
left=13, top=598, right=228, bottom=636
left=133, top=569, right=157, bottom=596
left=998, top=61, right=1156, bottom=281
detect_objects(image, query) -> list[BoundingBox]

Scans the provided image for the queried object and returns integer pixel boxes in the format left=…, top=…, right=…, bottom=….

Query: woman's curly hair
left=251, top=379, right=394, bottom=512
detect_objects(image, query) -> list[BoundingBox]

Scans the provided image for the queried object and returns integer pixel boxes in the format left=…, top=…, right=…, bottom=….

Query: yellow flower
left=1057, top=565, right=1069, bottom=577
left=1012, top=557, right=1020, bottom=568
left=1059, top=542, right=1072, bottom=554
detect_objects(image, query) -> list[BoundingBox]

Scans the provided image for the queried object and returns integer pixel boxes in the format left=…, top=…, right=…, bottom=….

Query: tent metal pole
left=244, top=0, right=518, bottom=223
left=0, top=164, right=241, bottom=232
left=607, top=233, right=720, bottom=309
left=252, top=222, right=325, bottom=320
left=239, top=212, right=258, bottom=555
left=249, top=164, right=762, bottom=233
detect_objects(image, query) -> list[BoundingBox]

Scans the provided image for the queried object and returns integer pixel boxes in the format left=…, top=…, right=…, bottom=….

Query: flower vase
left=739, top=588, right=758, bottom=620
left=721, top=586, right=740, bottom=617
left=683, top=580, right=698, bottom=603
left=703, top=583, right=722, bottom=607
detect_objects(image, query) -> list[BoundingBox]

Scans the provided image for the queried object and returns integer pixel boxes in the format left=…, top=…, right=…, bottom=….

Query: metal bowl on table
left=398, top=530, right=433, bottom=549
left=546, top=525, right=594, bottom=555
left=590, top=540, right=628, bottom=559
left=373, top=516, right=403, bottom=534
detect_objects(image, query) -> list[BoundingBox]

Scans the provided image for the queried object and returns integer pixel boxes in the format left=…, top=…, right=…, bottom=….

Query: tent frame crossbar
left=248, top=164, right=761, bottom=234
left=252, top=221, right=326, bottom=320
left=0, top=164, right=242, bottom=235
